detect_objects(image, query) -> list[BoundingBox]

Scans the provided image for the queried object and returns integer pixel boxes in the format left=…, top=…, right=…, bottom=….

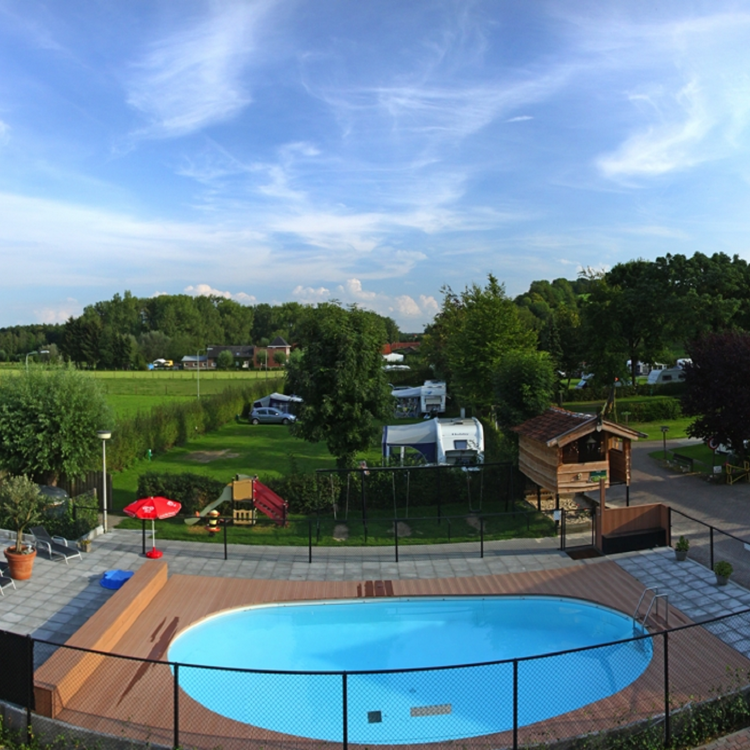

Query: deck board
left=48, top=560, right=749, bottom=749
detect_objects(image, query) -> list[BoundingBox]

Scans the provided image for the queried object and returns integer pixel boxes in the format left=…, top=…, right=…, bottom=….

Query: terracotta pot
left=4, top=546, right=37, bottom=580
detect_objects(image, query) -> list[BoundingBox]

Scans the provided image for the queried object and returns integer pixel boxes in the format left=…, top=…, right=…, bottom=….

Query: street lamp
left=196, top=348, right=206, bottom=399
left=25, top=349, right=49, bottom=371
left=661, top=425, right=670, bottom=460
left=97, top=430, right=112, bottom=533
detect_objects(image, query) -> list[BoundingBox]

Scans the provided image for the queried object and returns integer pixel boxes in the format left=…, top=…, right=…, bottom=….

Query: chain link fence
left=4, top=607, right=750, bottom=750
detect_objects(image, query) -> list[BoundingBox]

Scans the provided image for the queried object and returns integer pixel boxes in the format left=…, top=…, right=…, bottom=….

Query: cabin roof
left=512, top=407, right=646, bottom=447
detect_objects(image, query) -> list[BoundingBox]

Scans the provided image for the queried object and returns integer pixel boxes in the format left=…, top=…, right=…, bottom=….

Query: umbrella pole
left=152, top=518, right=156, bottom=550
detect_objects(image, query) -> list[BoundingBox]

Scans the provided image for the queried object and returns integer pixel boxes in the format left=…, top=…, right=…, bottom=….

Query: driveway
left=605, top=438, right=750, bottom=586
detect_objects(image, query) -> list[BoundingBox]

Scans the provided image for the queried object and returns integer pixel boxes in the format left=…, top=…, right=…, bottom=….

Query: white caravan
left=382, top=417, right=484, bottom=466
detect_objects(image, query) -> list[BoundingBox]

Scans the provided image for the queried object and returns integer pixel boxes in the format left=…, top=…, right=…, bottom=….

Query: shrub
left=43, top=491, right=99, bottom=540
left=136, top=472, right=227, bottom=515
left=714, top=560, right=733, bottom=578
left=675, top=535, right=690, bottom=552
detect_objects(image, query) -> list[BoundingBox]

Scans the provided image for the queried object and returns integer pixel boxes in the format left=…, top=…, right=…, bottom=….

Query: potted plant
left=674, top=535, right=690, bottom=562
left=0, top=475, right=45, bottom=580
left=714, top=560, right=733, bottom=586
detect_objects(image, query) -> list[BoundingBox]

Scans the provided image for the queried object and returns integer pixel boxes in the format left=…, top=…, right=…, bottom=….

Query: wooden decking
left=41, top=560, right=750, bottom=750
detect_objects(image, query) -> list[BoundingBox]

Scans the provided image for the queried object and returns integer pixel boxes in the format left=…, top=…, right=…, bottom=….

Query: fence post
left=309, top=520, right=313, bottom=564
left=342, top=672, right=348, bottom=750
left=223, top=520, right=228, bottom=560
left=663, top=631, right=671, bottom=748
left=173, top=663, right=180, bottom=750
left=560, top=510, right=566, bottom=551
left=710, top=527, right=714, bottom=572
left=394, top=517, right=399, bottom=563
left=26, top=635, right=34, bottom=745
left=513, top=659, right=519, bottom=750
left=480, top=517, right=484, bottom=558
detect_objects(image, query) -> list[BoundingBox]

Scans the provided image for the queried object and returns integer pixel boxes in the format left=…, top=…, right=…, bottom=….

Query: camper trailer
left=391, top=380, right=447, bottom=417
left=647, top=367, right=686, bottom=385
left=382, top=417, right=484, bottom=466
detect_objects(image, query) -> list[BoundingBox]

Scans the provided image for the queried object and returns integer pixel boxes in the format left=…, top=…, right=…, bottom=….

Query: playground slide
left=184, top=484, right=233, bottom=525
left=253, top=481, right=288, bottom=526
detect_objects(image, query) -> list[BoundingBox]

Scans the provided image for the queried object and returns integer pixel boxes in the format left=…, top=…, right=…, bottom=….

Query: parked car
left=250, top=407, right=296, bottom=425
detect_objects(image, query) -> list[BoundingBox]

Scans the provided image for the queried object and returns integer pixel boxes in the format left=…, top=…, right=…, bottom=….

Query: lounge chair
left=30, top=526, right=82, bottom=564
left=0, top=562, right=16, bottom=595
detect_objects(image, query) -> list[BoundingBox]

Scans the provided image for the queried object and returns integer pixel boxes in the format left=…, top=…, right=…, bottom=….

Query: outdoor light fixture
left=97, top=430, right=112, bottom=533
left=25, top=349, right=49, bottom=371
left=661, top=425, right=670, bottom=460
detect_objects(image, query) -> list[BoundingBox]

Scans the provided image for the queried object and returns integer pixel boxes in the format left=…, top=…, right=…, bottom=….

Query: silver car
left=250, top=407, right=296, bottom=425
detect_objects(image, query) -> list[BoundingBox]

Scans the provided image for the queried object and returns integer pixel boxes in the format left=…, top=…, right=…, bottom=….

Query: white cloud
left=34, top=298, right=81, bottom=324
left=506, top=115, right=533, bottom=123
left=340, top=278, right=377, bottom=301
left=184, top=284, right=256, bottom=303
left=125, top=2, right=277, bottom=139
left=598, top=80, right=712, bottom=178
left=0, top=120, right=9, bottom=145
left=292, top=285, right=331, bottom=302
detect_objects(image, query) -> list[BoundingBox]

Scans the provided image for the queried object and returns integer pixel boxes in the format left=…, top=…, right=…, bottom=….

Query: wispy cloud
left=0, top=120, right=9, bottom=145
left=125, top=2, right=278, bottom=139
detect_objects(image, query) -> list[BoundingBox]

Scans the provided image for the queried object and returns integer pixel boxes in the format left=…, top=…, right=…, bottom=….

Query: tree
left=494, top=350, right=557, bottom=436
left=272, top=350, right=287, bottom=368
left=580, top=261, right=673, bottom=385
left=0, top=366, right=113, bottom=485
left=681, top=331, right=750, bottom=460
left=286, top=303, right=392, bottom=468
left=217, top=350, right=235, bottom=370
left=0, top=474, right=45, bottom=554
left=431, top=275, right=537, bottom=415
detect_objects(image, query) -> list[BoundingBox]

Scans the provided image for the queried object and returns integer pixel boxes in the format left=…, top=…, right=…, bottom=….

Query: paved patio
left=3, top=524, right=750, bottom=649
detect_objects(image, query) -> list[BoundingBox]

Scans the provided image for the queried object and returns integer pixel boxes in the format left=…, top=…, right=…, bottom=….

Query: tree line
left=0, top=291, right=401, bottom=369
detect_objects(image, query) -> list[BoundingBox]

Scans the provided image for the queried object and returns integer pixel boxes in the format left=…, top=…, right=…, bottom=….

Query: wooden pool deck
left=37, top=559, right=750, bottom=749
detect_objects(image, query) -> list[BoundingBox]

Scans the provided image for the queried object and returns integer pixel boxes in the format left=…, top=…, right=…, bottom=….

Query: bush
left=136, top=472, right=227, bottom=515
left=43, top=491, right=99, bottom=540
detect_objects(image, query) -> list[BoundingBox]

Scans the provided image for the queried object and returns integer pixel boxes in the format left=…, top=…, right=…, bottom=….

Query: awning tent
left=382, top=422, right=438, bottom=464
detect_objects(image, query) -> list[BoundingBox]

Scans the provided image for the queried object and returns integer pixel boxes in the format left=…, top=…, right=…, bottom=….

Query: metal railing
left=3, top=606, right=750, bottom=750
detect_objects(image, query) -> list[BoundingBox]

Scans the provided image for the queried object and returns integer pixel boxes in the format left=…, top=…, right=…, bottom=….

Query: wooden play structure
left=512, top=406, right=647, bottom=507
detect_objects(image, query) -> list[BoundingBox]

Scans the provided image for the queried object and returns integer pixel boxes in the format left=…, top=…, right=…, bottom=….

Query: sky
left=2, top=0, right=750, bottom=331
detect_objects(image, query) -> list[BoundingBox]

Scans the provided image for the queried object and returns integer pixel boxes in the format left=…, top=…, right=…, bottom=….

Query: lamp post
left=97, top=430, right=112, bottom=532
left=25, top=349, right=49, bottom=371
left=661, top=425, right=670, bottom=460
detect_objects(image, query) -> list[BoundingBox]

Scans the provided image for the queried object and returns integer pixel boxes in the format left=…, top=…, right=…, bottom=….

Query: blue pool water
left=168, top=596, right=652, bottom=745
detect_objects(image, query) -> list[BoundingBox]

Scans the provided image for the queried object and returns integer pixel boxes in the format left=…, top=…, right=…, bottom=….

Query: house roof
left=512, top=407, right=646, bottom=447
left=268, top=336, right=289, bottom=347
left=205, top=345, right=255, bottom=358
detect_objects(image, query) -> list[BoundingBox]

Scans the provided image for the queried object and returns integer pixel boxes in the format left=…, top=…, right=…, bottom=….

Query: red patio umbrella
left=123, top=496, right=182, bottom=559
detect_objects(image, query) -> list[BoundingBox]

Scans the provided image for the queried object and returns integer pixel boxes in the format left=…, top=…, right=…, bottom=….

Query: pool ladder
left=633, top=587, right=669, bottom=632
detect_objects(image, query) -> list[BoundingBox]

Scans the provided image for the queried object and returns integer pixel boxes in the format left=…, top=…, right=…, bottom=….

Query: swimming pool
left=168, top=596, right=653, bottom=744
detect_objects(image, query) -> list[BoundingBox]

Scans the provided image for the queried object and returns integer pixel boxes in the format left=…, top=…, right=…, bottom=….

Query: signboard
left=589, top=470, right=607, bottom=482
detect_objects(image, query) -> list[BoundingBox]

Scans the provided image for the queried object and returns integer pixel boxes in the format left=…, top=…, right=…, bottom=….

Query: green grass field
left=111, top=421, right=336, bottom=510
left=116, top=500, right=557, bottom=547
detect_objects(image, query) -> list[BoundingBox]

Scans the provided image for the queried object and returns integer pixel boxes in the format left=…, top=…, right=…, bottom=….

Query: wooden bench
left=34, top=560, right=168, bottom=718
left=671, top=453, right=694, bottom=471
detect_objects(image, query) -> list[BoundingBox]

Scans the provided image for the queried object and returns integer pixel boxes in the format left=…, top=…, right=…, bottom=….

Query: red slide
left=253, top=481, right=288, bottom=526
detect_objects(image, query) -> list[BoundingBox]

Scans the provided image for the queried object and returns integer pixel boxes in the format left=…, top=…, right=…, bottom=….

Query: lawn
left=111, top=421, right=336, bottom=510
left=116, top=500, right=557, bottom=547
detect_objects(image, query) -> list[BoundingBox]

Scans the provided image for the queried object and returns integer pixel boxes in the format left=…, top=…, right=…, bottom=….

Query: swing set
left=319, top=462, right=513, bottom=524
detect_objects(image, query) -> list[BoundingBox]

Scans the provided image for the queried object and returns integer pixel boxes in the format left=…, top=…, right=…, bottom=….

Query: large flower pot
left=4, top=546, right=37, bottom=580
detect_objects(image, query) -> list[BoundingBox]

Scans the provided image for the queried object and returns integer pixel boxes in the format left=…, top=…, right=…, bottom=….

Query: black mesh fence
left=6, top=609, right=750, bottom=750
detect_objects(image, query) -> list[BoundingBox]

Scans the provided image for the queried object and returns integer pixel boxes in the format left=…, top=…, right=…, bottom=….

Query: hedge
left=108, top=378, right=283, bottom=471
left=136, top=472, right=227, bottom=515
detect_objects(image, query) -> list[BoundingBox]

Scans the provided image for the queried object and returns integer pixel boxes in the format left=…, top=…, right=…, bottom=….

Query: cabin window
left=610, top=438, right=624, bottom=452
left=562, top=434, right=603, bottom=464
left=454, top=440, right=468, bottom=450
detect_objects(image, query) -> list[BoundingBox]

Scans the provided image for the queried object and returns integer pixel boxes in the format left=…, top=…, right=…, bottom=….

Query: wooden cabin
left=512, top=407, right=646, bottom=499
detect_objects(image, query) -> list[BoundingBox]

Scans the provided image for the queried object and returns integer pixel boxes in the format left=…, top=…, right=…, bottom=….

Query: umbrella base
left=145, top=549, right=163, bottom=559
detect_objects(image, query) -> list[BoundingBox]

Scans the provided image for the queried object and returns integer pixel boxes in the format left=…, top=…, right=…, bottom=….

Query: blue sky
left=2, top=0, right=750, bottom=331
